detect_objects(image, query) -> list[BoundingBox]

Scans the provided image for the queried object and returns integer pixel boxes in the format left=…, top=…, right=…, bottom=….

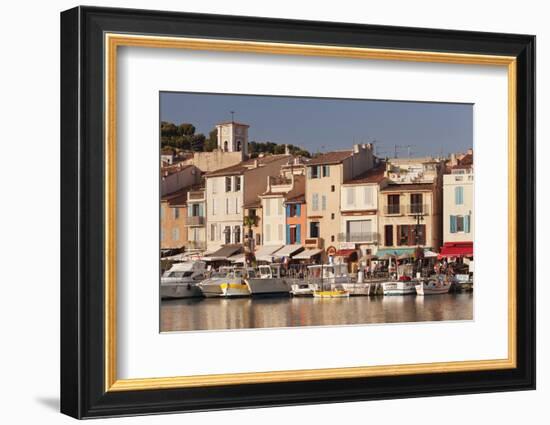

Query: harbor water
left=160, top=293, right=473, bottom=332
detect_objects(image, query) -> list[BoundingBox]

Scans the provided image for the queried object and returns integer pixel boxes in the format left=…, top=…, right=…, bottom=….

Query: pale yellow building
left=443, top=159, right=474, bottom=244
left=305, top=144, right=375, bottom=260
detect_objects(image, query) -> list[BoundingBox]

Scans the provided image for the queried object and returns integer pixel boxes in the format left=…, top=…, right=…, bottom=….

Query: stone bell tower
left=216, top=120, right=249, bottom=160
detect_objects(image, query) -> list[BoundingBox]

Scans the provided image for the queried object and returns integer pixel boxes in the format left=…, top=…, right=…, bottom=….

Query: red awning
left=438, top=242, right=473, bottom=259
left=334, top=249, right=357, bottom=258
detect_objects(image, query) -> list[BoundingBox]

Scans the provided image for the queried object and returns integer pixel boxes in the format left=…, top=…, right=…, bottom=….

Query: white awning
left=254, top=245, right=283, bottom=262
left=228, top=253, right=245, bottom=263
left=292, top=248, right=322, bottom=260
left=272, top=244, right=304, bottom=258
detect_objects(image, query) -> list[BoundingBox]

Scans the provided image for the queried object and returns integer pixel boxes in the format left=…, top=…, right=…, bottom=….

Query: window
left=363, top=186, right=373, bottom=206
left=331, top=213, right=335, bottom=220
left=278, top=224, right=283, bottom=241
left=234, top=176, right=241, bottom=191
left=397, top=225, right=426, bottom=246
left=173, top=208, right=179, bottom=219
left=288, top=204, right=297, bottom=217
left=455, top=186, right=464, bottom=205
left=310, top=222, right=320, bottom=238
left=384, top=225, right=393, bottom=246
left=456, top=215, right=464, bottom=232
left=265, top=224, right=271, bottom=242
left=224, top=226, right=231, bottom=244
left=234, top=226, right=241, bottom=244
left=309, top=166, right=319, bottom=179
left=346, top=187, right=355, bottom=206
left=331, top=185, right=335, bottom=192
left=212, top=179, right=218, bottom=194
left=322, top=165, right=330, bottom=177
left=210, top=224, right=216, bottom=241
left=223, top=141, right=228, bottom=152
left=265, top=198, right=271, bottom=216
left=236, top=140, right=242, bottom=152
left=346, top=220, right=372, bottom=241
left=410, top=193, right=423, bottom=214
left=321, top=195, right=327, bottom=211
left=312, top=193, right=319, bottom=211
left=225, top=198, right=229, bottom=214
left=235, top=198, right=239, bottom=214
left=331, top=235, right=335, bottom=242
left=211, top=198, right=217, bottom=215
left=450, top=215, right=470, bottom=233
left=277, top=198, right=283, bottom=216
left=172, top=228, right=180, bottom=241
left=387, top=194, right=400, bottom=214
left=225, top=176, right=232, bottom=192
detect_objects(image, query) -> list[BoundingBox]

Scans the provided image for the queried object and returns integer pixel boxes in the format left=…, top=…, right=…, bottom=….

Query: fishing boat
left=339, top=282, right=371, bottom=296
left=220, top=268, right=254, bottom=297
left=290, top=282, right=316, bottom=296
left=382, top=276, right=417, bottom=296
left=308, top=264, right=350, bottom=298
left=160, top=261, right=207, bottom=299
left=245, top=264, right=291, bottom=295
left=197, top=266, right=235, bottom=298
left=452, top=274, right=474, bottom=292
left=415, top=278, right=452, bottom=295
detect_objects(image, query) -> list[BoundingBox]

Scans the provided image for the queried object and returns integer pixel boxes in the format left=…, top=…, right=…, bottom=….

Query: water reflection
left=161, top=293, right=473, bottom=332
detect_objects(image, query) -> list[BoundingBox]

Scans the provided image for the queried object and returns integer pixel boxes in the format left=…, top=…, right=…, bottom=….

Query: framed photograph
left=60, top=6, right=535, bottom=419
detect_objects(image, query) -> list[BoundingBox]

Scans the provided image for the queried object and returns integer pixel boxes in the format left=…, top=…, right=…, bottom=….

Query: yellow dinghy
left=313, top=289, right=350, bottom=298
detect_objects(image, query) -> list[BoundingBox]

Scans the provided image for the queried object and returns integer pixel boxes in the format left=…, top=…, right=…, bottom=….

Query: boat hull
left=220, top=283, right=250, bottom=297
left=339, top=283, right=371, bottom=296
left=246, top=278, right=291, bottom=295
left=415, top=281, right=452, bottom=295
left=382, top=281, right=417, bottom=296
left=160, top=283, right=203, bottom=299
left=313, top=290, right=350, bottom=298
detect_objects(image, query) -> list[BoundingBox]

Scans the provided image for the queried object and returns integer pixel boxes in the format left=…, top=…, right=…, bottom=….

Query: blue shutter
left=326, top=165, right=330, bottom=177
left=286, top=225, right=291, bottom=244
left=317, top=166, right=322, bottom=178
left=455, top=187, right=464, bottom=205
left=296, top=224, right=301, bottom=243
left=296, top=204, right=301, bottom=217
left=286, top=204, right=291, bottom=217
left=450, top=215, right=457, bottom=233
left=464, top=215, right=471, bottom=233
left=199, top=204, right=204, bottom=216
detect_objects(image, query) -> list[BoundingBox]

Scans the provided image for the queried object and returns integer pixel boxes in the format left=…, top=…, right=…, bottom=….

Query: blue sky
left=160, top=92, right=472, bottom=157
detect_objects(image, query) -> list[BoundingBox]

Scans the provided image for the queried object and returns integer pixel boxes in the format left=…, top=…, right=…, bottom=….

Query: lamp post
left=412, top=212, right=425, bottom=275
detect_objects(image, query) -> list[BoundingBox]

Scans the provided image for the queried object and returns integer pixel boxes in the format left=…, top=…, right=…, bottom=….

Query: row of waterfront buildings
left=161, top=120, right=474, bottom=264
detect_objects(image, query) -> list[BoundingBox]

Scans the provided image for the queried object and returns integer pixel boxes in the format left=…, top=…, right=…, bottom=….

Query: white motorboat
left=382, top=279, right=417, bottom=296
left=290, top=282, right=317, bottom=296
left=415, top=279, right=452, bottom=295
left=160, top=261, right=207, bottom=299
left=338, top=282, right=371, bottom=296
left=308, top=264, right=351, bottom=298
left=197, top=266, right=234, bottom=298
left=313, top=289, right=350, bottom=298
left=246, top=265, right=291, bottom=295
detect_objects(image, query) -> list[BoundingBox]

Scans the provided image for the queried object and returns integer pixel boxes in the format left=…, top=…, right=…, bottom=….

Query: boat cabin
left=257, top=264, right=282, bottom=279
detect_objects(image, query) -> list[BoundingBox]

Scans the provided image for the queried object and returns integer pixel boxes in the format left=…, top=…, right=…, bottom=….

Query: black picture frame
left=61, top=6, right=535, bottom=419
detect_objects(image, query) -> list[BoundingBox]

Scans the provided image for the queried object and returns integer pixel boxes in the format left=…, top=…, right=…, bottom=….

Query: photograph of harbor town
left=159, top=92, right=474, bottom=332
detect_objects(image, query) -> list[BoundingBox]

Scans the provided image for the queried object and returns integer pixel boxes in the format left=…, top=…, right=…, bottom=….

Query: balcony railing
left=406, top=204, right=429, bottom=215
left=337, top=232, right=378, bottom=243
left=186, top=216, right=205, bottom=226
left=304, top=237, right=323, bottom=249
left=186, top=240, right=206, bottom=250
left=188, top=191, right=205, bottom=200
left=384, top=204, right=401, bottom=215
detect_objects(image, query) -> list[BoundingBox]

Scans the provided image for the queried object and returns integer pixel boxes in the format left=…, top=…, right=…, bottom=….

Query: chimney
left=353, top=144, right=360, bottom=154
left=285, top=144, right=290, bottom=155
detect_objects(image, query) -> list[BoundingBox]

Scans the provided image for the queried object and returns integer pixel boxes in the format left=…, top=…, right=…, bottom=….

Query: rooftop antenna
left=230, top=110, right=235, bottom=123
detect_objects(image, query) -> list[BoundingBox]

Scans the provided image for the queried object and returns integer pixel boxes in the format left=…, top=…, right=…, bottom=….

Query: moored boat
left=313, top=289, right=350, bottom=298
left=160, top=261, right=207, bottom=299
left=197, top=266, right=236, bottom=298
left=338, top=282, right=371, bottom=296
left=382, top=277, right=417, bottom=296
left=246, top=265, right=291, bottom=295
left=415, top=279, right=452, bottom=295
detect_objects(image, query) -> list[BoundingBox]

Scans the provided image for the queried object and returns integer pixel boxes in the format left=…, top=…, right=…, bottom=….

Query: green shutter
left=450, top=215, right=457, bottom=233
left=296, top=224, right=301, bottom=243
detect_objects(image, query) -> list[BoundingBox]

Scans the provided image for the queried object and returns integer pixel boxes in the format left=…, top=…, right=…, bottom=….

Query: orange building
left=160, top=188, right=188, bottom=251
left=284, top=177, right=307, bottom=245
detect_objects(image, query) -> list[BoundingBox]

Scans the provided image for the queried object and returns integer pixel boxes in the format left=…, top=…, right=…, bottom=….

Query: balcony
left=304, top=237, right=323, bottom=249
left=186, top=240, right=206, bottom=250
left=188, top=191, right=205, bottom=201
left=337, top=232, right=378, bottom=243
left=406, top=204, right=429, bottom=215
left=186, top=216, right=205, bottom=226
left=384, top=204, right=402, bottom=215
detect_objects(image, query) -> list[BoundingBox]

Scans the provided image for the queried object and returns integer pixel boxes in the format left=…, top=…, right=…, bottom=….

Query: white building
left=443, top=162, right=474, bottom=243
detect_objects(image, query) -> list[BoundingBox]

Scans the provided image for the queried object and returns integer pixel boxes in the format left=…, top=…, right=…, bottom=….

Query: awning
left=376, top=248, right=415, bottom=257
left=334, top=249, right=357, bottom=258
left=273, top=244, right=304, bottom=258
left=228, top=253, right=245, bottom=263
left=292, top=248, right=322, bottom=260
left=438, top=242, right=473, bottom=259
left=203, top=244, right=242, bottom=261
left=254, top=245, right=283, bottom=262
